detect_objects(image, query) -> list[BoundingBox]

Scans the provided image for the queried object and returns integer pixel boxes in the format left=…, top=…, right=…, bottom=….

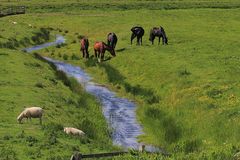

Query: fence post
left=139, top=144, right=145, bottom=153
left=70, top=152, right=82, bottom=160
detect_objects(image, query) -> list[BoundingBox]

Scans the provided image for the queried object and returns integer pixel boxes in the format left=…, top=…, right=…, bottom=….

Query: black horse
left=107, top=32, right=118, bottom=49
left=149, top=26, right=168, bottom=45
left=131, top=26, right=144, bottom=45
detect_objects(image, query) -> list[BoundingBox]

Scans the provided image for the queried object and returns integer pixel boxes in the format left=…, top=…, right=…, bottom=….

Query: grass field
left=1, top=0, right=240, bottom=159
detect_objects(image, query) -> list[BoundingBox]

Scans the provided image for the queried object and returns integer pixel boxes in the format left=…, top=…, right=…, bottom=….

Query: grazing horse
left=80, top=38, right=89, bottom=58
left=131, top=26, right=144, bottom=45
left=94, top=42, right=116, bottom=62
left=149, top=26, right=168, bottom=45
left=107, top=32, right=118, bottom=49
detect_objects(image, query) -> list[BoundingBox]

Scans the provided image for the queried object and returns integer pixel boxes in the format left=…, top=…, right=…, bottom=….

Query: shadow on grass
left=99, top=63, right=160, bottom=104
left=116, top=48, right=126, bottom=52
left=145, top=107, right=182, bottom=144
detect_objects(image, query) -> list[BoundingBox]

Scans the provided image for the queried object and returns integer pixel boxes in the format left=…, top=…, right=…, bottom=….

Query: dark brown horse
left=131, top=26, right=144, bottom=45
left=80, top=38, right=89, bottom=58
left=107, top=32, right=118, bottom=49
left=94, top=42, right=115, bottom=62
left=149, top=26, right=168, bottom=45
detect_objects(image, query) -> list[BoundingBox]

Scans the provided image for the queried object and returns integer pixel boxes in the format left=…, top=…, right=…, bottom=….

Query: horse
left=131, top=26, right=144, bottom=45
left=149, top=26, right=168, bottom=45
left=107, top=32, right=118, bottom=49
left=94, top=42, right=116, bottom=62
left=80, top=38, right=89, bottom=58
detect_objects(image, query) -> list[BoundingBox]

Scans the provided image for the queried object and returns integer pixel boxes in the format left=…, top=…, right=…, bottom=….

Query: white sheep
left=64, top=127, right=85, bottom=136
left=17, top=107, right=43, bottom=124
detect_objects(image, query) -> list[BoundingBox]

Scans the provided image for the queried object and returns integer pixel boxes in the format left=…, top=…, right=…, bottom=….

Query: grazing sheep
left=64, top=127, right=85, bottom=136
left=17, top=107, right=43, bottom=124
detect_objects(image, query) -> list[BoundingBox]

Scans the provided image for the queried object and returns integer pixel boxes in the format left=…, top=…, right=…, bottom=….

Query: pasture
left=0, top=0, right=240, bottom=159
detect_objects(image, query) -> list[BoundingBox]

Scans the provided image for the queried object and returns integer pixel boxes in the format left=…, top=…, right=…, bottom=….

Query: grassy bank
left=0, top=49, right=121, bottom=159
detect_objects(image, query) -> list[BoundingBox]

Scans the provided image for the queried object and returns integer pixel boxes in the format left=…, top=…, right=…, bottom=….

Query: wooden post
left=139, top=144, right=145, bottom=153
left=70, top=152, right=82, bottom=160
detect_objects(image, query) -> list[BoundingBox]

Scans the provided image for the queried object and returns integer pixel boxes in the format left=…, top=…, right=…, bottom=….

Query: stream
left=24, top=35, right=161, bottom=152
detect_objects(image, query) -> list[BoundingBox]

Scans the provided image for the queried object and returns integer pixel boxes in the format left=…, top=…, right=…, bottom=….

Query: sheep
left=8, top=20, right=17, bottom=25
left=17, top=107, right=43, bottom=124
left=64, top=127, right=85, bottom=136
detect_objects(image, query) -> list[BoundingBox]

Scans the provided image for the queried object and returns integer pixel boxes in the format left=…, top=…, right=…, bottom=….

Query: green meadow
left=1, top=0, right=240, bottom=159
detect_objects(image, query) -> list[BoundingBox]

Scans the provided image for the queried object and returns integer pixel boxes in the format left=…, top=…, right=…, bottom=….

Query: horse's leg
left=137, top=36, right=141, bottom=45
left=101, top=52, right=104, bottom=61
left=97, top=51, right=101, bottom=62
left=40, top=117, right=42, bottom=125
left=83, top=50, right=85, bottom=58
left=158, top=36, right=160, bottom=45
left=131, top=33, right=136, bottom=45
left=98, top=51, right=101, bottom=58
left=86, top=49, right=89, bottom=58
left=94, top=50, right=97, bottom=58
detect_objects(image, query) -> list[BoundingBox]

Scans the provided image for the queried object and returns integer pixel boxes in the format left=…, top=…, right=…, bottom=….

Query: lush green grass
left=0, top=49, right=121, bottom=159
left=0, top=0, right=240, bottom=159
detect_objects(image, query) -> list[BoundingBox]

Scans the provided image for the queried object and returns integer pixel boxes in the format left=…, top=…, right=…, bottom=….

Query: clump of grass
left=26, top=136, right=38, bottom=146
left=207, top=89, right=223, bottom=99
left=84, top=57, right=97, bottom=67
left=16, top=130, right=25, bottom=139
left=146, top=95, right=160, bottom=104
left=3, top=135, right=13, bottom=140
left=77, top=35, right=85, bottom=40
left=71, top=39, right=77, bottom=44
left=26, top=148, right=42, bottom=159
left=19, top=37, right=31, bottom=47
left=63, top=54, right=68, bottom=60
left=178, top=69, right=191, bottom=76
left=24, top=62, right=42, bottom=68
left=35, top=82, right=45, bottom=88
left=76, top=118, right=96, bottom=139
left=0, top=146, right=18, bottom=160
left=71, top=54, right=80, bottom=60
left=31, top=28, right=50, bottom=45
left=42, top=122, right=63, bottom=132
left=56, top=43, right=66, bottom=48
left=46, top=131, right=58, bottom=145
left=58, top=53, right=62, bottom=57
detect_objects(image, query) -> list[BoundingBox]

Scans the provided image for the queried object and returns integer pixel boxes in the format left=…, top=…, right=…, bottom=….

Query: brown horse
left=131, top=26, right=145, bottom=45
left=107, top=32, right=118, bottom=49
left=94, top=42, right=115, bottom=62
left=80, top=38, right=89, bottom=58
left=149, top=26, right=168, bottom=45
